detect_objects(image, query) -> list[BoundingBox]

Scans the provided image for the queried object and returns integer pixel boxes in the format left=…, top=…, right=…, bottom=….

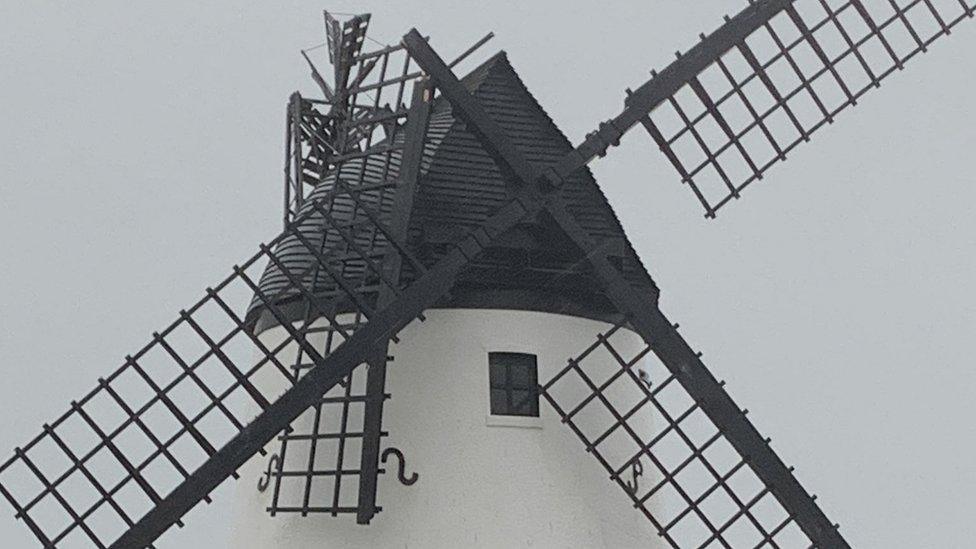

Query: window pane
left=490, top=389, right=508, bottom=415
left=488, top=352, right=540, bottom=417
left=510, top=361, right=537, bottom=389
left=489, top=357, right=507, bottom=388
left=510, top=389, right=539, bottom=417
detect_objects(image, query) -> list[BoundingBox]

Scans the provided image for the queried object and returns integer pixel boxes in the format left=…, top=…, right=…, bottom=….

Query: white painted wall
left=229, top=308, right=661, bottom=548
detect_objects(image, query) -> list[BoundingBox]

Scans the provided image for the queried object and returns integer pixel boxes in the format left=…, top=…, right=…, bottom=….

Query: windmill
left=1, top=0, right=972, bottom=547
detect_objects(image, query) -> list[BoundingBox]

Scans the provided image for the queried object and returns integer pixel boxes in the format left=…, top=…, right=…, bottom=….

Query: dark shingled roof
left=249, top=52, right=657, bottom=330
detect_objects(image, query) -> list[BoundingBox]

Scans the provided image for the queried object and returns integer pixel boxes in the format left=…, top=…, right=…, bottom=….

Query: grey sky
left=1, top=1, right=975, bottom=547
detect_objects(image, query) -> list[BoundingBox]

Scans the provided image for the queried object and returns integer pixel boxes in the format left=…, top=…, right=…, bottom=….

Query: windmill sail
left=636, top=0, right=976, bottom=217
left=0, top=180, right=414, bottom=547
left=401, top=29, right=849, bottom=548
left=0, top=21, right=515, bottom=546
left=0, top=26, right=436, bottom=547
left=6, top=0, right=970, bottom=545
left=540, top=319, right=825, bottom=547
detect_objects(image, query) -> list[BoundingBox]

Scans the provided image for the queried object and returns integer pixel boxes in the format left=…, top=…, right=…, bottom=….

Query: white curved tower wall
left=230, top=308, right=661, bottom=548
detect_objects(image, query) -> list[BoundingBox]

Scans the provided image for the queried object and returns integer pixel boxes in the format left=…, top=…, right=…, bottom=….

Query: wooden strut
left=356, top=77, right=434, bottom=525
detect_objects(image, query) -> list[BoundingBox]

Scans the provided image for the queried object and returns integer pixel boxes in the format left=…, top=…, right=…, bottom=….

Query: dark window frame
left=488, top=352, right=540, bottom=417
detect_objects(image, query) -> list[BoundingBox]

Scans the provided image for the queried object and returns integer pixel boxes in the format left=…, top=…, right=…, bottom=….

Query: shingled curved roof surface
left=248, top=52, right=657, bottom=331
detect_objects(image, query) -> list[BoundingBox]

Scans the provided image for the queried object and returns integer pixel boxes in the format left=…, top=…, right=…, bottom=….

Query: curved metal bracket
left=257, top=454, right=280, bottom=493
left=381, top=447, right=418, bottom=486
left=625, top=458, right=644, bottom=495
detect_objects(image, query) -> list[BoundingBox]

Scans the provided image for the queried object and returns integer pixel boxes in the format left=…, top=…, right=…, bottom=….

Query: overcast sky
left=1, top=1, right=975, bottom=547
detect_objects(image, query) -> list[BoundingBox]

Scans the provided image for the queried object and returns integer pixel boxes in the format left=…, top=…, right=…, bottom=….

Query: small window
left=488, top=352, right=539, bottom=417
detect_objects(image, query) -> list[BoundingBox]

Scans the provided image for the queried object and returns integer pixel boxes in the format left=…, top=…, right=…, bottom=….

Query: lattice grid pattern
left=644, top=0, right=976, bottom=217
left=540, top=321, right=820, bottom=548
left=0, top=164, right=426, bottom=547
left=265, top=35, right=427, bottom=519
left=263, top=311, right=389, bottom=517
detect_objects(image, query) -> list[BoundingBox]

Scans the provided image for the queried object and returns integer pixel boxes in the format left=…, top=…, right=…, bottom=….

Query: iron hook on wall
left=257, top=454, right=281, bottom=493
left=381, top=447, right=418, bottom=486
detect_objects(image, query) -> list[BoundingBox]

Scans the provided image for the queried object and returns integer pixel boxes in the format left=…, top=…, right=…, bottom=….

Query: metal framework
left=0, top=1, right=972, bottom=547
left=270, top=15, right=425, bottom=523
left=283, top=12, right=413, bottom=226
left=641, top=0, right=976, bottom=217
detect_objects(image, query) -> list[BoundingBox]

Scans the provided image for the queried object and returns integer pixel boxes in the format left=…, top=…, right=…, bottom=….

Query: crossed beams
left=0, top=119, right=430, bottom=546
left=541, top=322, right=810, bottom=547
left=0, top=30, right=503, bottom=548
left=401, top=14, right=849, bottom=549
left=0, top=3, right=863, bottom=547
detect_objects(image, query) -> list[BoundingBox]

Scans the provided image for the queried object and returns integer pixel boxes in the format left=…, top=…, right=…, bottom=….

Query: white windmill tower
left=5, top=1, right=972, bottom=547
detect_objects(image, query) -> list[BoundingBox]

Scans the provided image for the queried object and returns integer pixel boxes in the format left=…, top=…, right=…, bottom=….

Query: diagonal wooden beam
left=401, top=30, right=545, bottom=194
left=403, top=28, right=850, bottom=549
left=108, top=110, right=548, bottom=549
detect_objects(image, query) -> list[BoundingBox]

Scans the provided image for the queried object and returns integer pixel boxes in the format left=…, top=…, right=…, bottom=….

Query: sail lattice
left=643, top=0, right=975, bottom=216
left=0, top=160, right=425, bottom=547
left=540, top=320, right=821, bottom=548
